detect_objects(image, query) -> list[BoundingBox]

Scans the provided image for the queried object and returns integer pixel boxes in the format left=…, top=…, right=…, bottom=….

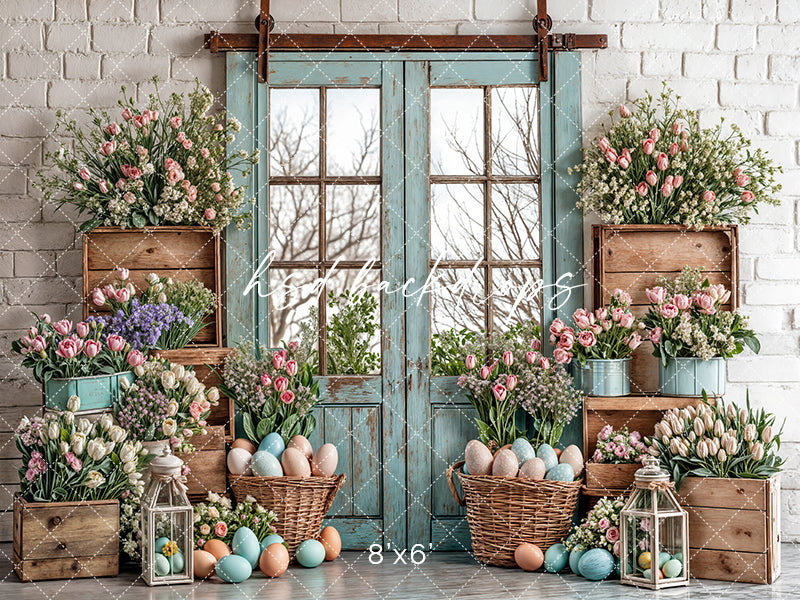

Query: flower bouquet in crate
left=12, top=313, right=141, bottom=412
left=643, top=266, right=760, bottom=396
left=585, top=426, right=649, bottom=492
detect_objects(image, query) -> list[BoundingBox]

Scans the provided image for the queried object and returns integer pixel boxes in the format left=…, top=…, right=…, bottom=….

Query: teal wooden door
left=225, top=51, right=583, bottom=551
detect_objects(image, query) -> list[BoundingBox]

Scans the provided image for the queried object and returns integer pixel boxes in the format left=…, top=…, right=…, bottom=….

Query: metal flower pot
left=43, top=371, right=133, bottom=412
left=659, top=357, right=726, bottom=397
left=572, top=358, right=632, bottom=397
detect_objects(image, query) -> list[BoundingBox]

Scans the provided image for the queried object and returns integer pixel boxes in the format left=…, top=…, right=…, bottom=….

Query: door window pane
left=326, top=89, right=380, bottom=176
left=268, top=268, right=320, bottom=349
left=431, top=267, right=485, bottom=334
left=430, top=88, right=484, bottom=176
left=327, top=185, right=381, bottom=261
left=327, top=268, right=382, bottom=374
left=269, top=89, right=319, bottom=177
left=491, top=87, right=539, bottom=176
left=491, top=184, right=540, bottom=261
left=492, top=267, right=542, bottom=333
left=431, top=184, right=484, bottom=260
left=269, top=185, right=319, bottom=261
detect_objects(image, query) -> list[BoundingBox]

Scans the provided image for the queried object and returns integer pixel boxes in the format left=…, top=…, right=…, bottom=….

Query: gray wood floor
left=1, top=543, right=798, bottom=599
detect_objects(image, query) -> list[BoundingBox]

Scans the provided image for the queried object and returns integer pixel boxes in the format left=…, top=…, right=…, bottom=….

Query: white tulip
left=751, top=442, right=765, bottom=461
left=84, top=470, right=106, bottom=488
left=171, top=364, right=186, bottom=380
left=67, top=395, right=81, bottom=413
left=120, top=377, right=131, bottom=391
left=166, top=401, right=179, bottom=417
left=72, top=433, right=86, bottom=456
left=726, top=403, right=736, bottom=421
left=123, top=460, right=136, bottom=474
left=128, top=473, right=143, bottom=485
left=59, top=441, right=70, bottom=455
left=717, top=448, right=727, bottom=462
left=119, top=442, right=136, bottom=464
left=87, top=438, right=106, bottom=461
left=126, top=282, right=136, bottom=297
left=63, top=411, right=74, bottom=426
left=697, top=440, right=709, bottom=458
left=166, top=277, right=174, bottom=285
left=47, top=421, right=60, bottom=441
left=186, top=378, right=202, bottom=396
left=762, top=426, right=774, bottom=444
left=739, top=408, right=748, bottom=424
left=147, top=273, right=159, bottom=285
left=713, top=419, right=724, bottom=438
left=693, top=418, right=705, bottom=437
left=152, top=282, right=164, bottom=293
left=77, top=418, right=92, bottom=434
left=161, top=371, right=177, bottom=390
left=99, top=413, right=113, bottom=432
left=134, top=365, right=145, bottom=377
left=207, top=387, right=220, bottom=403
left=158, top=291, right=168, bottom=302
left=109, top=426, right=127, bottom=444
left=744, top=424, right=757, bottom=442
left=104, top=440, right=115, bottom=455
left=162, top=418, right=177, bottom=437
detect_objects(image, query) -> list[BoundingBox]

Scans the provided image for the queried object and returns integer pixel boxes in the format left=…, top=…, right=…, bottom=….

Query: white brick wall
left=0, top=0, right=798, bottom=540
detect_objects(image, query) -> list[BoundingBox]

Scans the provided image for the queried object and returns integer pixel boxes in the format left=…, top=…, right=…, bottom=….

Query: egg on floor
left=193, top=550, right=217, bottom=578
left=514, top=543, right=544, bottom=571
left=232, top=526, right=261, bottom=568
left=287, top=435, right=314, bottom=460
left=203, top=539, right=231, bottom=561
left=295, top=539, right=326, bottom=568
left=543, top=543, right=569, bottom=573
left=282, top=447, right=312, bottom=477
left=492, top=449, right=519, bottom=477
left=464, top=439, right=493, bottom=476
left=311, top=443, right=339, bottom=477
left=259, top=543, right=290, bottom=578
left=319, top=526, right=341, bottom=561
left=215, top=554, right=253, bottom=583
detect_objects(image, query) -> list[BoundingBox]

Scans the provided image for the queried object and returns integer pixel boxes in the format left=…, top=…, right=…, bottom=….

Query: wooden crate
left=82, top=226, right=222, bottom=347
left=13, top=495, right=119, bottom=581
left=592, top=224, right=738, bottom=394
left=151, top=347, right=236, bottom=438
left=582, top=395, right=700, bottom=496
left=677, top=475, right=780, bottom=584
left=176, top=425, right=227, bottom=502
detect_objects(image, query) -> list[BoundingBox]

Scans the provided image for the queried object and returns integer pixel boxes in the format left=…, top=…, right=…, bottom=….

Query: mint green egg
left=578, top=548, right=615, bottom=581
left=568, top=548, right=588, bottom=575
left=154, top=536, right=170, bottom=554
left=663, top=558, right=683, bottom=578
left=295, top=539, right=325, bottom=568
left=511, top=438, right=535, bottom=465
left=215, top=554, right=253, bottom=583
left=544, top=543, right=568, bottom=573
left=260, top=533, right=285, bottom=553
left=536, top=444, right=558, bottom=471
left=169, top=549, right=184, bottom=574
left=232, top=526, right=261, bottom=568
left=658, top=551, right=671, bottom=568
left=642, top=568, right=652, bottom=580
left=153, top=553, right=170, bottom=577
left=258, top=432, right=285, bottom=459
left=251, top=450, right=283, bottom=477
left=672, top=551, right=683, bottom=563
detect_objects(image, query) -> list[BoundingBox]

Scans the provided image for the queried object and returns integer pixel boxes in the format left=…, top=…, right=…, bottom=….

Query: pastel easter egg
left=511, top=438, right=535, bottom=465
left=536, top=444, right=558, bottom=472
left=203, top=539, right=231, bottom=561
left=544, top=543, right=569, bottom=573
left=578, top=548, right=615, bottom=581
left=154, top=537, right=170, bottom=554
left=637, top=551, right=652, bottom=570
left=518, top=457, right=546, bottom=480
left=259, top=543, right=290, bottom=578
left=232, top=526, right=261, bottom=568
left=259, top=432, right=286, bottom=459
left=193, top=550, right=217, bottom=578
left=295, top=539, right=326, bottom=568
left=464, top=439, right=493, bottom=476
left=319, top=526, right=341, bottom=561
left=658, top=551, right=671, bottom=569
left=215, top=554, right=252, bottom=583
left=169, top=549, right=185, bottom=574
left=545, top=462, right=575, bottom=481
left=672, top=551, right=683, bottom=563
left=287, top=435, right=313, bottom=460
left=662, top=558, right=683, bottom=578
left=514, top=543, right=544, bottom=571
left=559, top=444, right=584, bottom=477
left=231, top=438, right=257, bottom=454
left=311, top=443, right=338, bottom=477
left=492, top=449, right=519, bottom=477
left=227, top=447, right=253, bottom=476
left=569, top=548, right=588, bottom=576
left=251, top=450, right=284, bottom=477
left=260, top=533, right=285, bottom=553
left=282, top=447, right=312, bottom=477
left=153, top=553, right=170, bottom=577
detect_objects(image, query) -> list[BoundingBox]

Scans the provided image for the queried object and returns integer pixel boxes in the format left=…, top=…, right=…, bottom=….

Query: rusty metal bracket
left=256, top=0, right=273, bottom=84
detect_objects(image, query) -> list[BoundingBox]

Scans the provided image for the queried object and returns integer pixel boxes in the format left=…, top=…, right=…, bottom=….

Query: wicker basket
left=229, top=473, right=346, bottom=558
left=447, top=461, right=581, bottom=567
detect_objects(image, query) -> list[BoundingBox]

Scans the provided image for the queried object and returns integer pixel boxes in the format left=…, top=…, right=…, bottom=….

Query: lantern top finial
left=635, top=455, right=670, bottom=483
left=149, top=445, right=183, bottom=476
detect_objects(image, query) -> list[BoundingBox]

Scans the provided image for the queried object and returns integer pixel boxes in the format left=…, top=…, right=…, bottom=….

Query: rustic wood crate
left=592, top=224, right=739, bottom=394
left=176, top=425, right=228, bottom=502
left=82, top=226, right=222, bottom=347
left=677, top=475, right=780, bottom=584
left=13, top=494, right=119, bottom=581
left=582, top=395, right=700, bottom=496
left=151, top=347, right=236, bottom=438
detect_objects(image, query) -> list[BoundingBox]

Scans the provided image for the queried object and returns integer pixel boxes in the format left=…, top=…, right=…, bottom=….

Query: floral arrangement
left=549, top=289, right=642, bottom=366
left=647, top=393, right=784, bottom=488
left=565, top=496, right=625, bottom=556
left=115, top=358, right=219, bottom=451
left=14, top=399, right=150, bottom=502
left=89, top=268, right=216, bottom=351
left=193, top=492, right=276, bottom=549
left=642, top=266, right=760, bottom=363
left=120, top=490, right=143, bottom=561
left=12, top=313, right=142, bottom=383
left=221, top=341, right=320, bottom=445
left=574, top=87, right=782, bottom=227
left=590, top=426, right=648, bottom=464
left=39, top=77, right=258, bottom=233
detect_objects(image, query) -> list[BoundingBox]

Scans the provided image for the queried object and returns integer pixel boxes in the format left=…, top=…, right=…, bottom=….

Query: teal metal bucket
left=43, top=371, right=133, bottom=412
left=659, top=357, right=726, bottom=397
left=572, top=358, right=631, bottom=397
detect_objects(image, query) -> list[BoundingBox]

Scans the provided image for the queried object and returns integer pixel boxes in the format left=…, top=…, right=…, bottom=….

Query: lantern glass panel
left=657, top=515, right=686, bottom=578
left=623, top=511, right=653, bottom=579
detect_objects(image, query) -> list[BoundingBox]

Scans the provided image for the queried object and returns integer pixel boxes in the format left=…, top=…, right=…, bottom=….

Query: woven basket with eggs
left=447, top=459, right=581, bottom=568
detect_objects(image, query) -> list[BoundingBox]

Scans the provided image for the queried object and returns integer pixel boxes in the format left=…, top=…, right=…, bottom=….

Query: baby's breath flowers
left=574, top=86, right=782, bottom=227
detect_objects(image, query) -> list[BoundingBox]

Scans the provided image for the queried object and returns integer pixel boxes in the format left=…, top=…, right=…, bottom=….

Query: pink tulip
left=121, top=108, right=133, bottom=121
left=272, top=352, right=285, bottom=370
left=619, top=105, right=631, bottom=118
left=649, top=128, right=660, bottom=142
left=84, top=339, right=101, bottom=357
left=645, top=170, right=657, bottom=186
left=621, top=148, right=632, bottom=162
left=553, top=348, right=571, bottom=364
left=126, top=350, right=144, bottom=367
left=274, top=376, right=288, bottom=392
left=116, top=178, right=126, bottom=189
left=102, top=284, right=116, bottom=297
left=601, top=319, right=612, bottom=332
left=285, top=360, right=298, bottom=376
left=506, top=375, right=518, bottom=391
left=107, top=335, right=126, bottom=352
left=115, top=287, right=130, bottom=302
left=280, top=390, right=295, bottom=404
left=642, top=138, right=655, bottom=155
left=480, top=365, right=491, bottom=379
left=117, top=267, right=129, bottom=281
left=669, top=142, right=679, bottom=156
left=91, top=288, right=106, bottom=306
left=492, top=384, right=507, bottom=402
left=539, top=356, right=550, bottom=369
left=598, top=137, right=611, bottom=152
left=674, top=294, right=691, bottom=310
left=133, top=114, right=148, bottom=128
left=549, top=318, right=566, bottom=335
left=526, top=351, right=537, bottom=364
left=558, top=330, right=575, bottom=350
left=627, top=333, right=643, bottom=350
left=105, top=122, right=121, bottom=136
left=611, top=308, right=624, bottom=322
left=736, top=173, right=750, bottom=187
left=649, top=327, right=662, bottom=344
left=646, top=287, right=665, bottom=305
left=660, top=303, right=679, bottom=319
left=100, top=140, right=116, bottom=156
left=465, top=354, right=477, bottom=369
left=78, top=168, right=91, bottom=181
left=672, top=121, right=682, bottom=135
left=32, top=335, right=47, bottom=352
left=618, top=156, right=629, bottom=169
left=661, top=183, right=673, bottom=197
left=56, top=337, right=82, bottom=359
left=502, top=351, right=513, bottom=366
left=577, top=330, right=596, bottom=348
left=595, top=307, right=608, bottom=321
left=73, top=182, right=84, bottom=191
left=656, top=153, right=669, bottom=171
left=53, top=319, right=72, bottom=336
left=170, top=116, right=181, bottom=129
left=605, top=148, right=618, bottom=164
left=98, top=179, right=109, bottom=193
left=619, top=313, right=635, bottom=328
left=76, top=322, right=89, bottom=337
left=635, top=182, right=648, bottom=197
left=673, top=175, right=683, bottom=188
left=696, top=293, right=715, bottom=314
left=703, top=190, right=716, bottom=203
left=40, top=313, right=51, bottom=324
left=680, top=138, right=689, bottom=152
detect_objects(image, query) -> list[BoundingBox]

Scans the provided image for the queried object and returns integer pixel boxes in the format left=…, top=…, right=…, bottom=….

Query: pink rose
left=189, top=401, right=203, bottom=420
left=177, top=131, right=187, bottom=143
left=169, top=116, right=181, bottom=129
left=741, top=190, right=754, bottom=203
left=280, top=390, right=295, bottom=404
left=619, top=105, right=631, bottom=118
left=215, top=521, right=227, bottom=537
left=592, top=449, right=602, bottom=462
left=553, top=348, right=571, bottom=364
left=703, top=190, right=715, bottom=203
left=274, top=376, right=288, bottom=392
left=598, top=137, right=611, bottom=152
left=606, top=526, right=620, bottom=543
left=635, top=182, right=648, bottom=197
left=56, top=337, right=82, bottom=359
left=182, top=139, right=193, bottom=150
left=502, top=351, right=513, bottom=366
left=618, top=155, right=630, bottom=169
left=736, top=173, right=750, bottom=187
left=78, top=168, right=91, bottom=181
left=465, top=354, right=477, bottom=369
left=673, top=175, right=683, bottom=188
left=53, top=319, right=72, bottom=335
left=505, top=375, right=518, bottom=391
left=167, top=168, right=184, bottom=186
left=645, top=170, right=657, bottom=186
left=619, top=313, right=634, bottom=328
left=215, top=193, right=224, bottom=203
left=577, top=330, right=596, bottom=348
left=200, top=147, right=210, bottom=158
left=480, top=365, right=491, bottom=379
left=204, top=208, right=216, bottom=220
left=107, top=334, right=126, bottom=352
left=211, top=182, right=221, bottom=192
left=76, top=322, right=89, bottom=337
left=549, top=318, right=565, bottom=335
left=605, top=148, right=618, bottom=164
left=649, top=128, right=660, bottom=142
left=105, top=122, right=121, bottom=136
left=121, top=108, right=133, bottom=121
left=525, top=351, right=537, bottom=365
left=642, top=138, right=655, bottom=155
left=656, top=152, right=669, bottom=171
left=669, top=142, right=679, bottom=155
left=645, top=286, right=665, bottom=305
left=539, top=356, right=550, bottom=369
left=121, top=164, right=142, bottom=179
left=84, top=339, right=101, bottom=358
left=285, top=359, right=298, bottom=376
left=188, top=186, right=197, bottom=202
left=100, top=140, right=116, bottom=156
left=674, top=294, right=691, bottom=310
left=660, top=303, right=679, bottom=319
left=164, top=158, right=178, bottom=171
left=660, top=183, right=673, bottom=197
left=558, top=330, right=575, bottom=350
left=733, top=167, right=743, bottom=177
left=613, top=540, right=621, bottom=557
left=126, top=350, right=144, bottom=367
left=598, top=424, right=612, bottom=441
left=598, top=517, right=610, bottom=530
left=135, top=145, right=148, bottom=158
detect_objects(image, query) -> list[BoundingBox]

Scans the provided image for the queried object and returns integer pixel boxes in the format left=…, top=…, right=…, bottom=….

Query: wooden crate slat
left=688, top=548, right=772, bottom=584
left=677, top=476, right=769, bottom=510
left=14, top=551, right=119, bottom=582
left=84, top=227, right=216, bottom=270
left=585, top=463, right=639, bottom=490
left=688, top=506, right=767, bottom=553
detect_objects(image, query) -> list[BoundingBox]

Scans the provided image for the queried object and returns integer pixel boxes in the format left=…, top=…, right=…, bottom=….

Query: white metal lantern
left=141, top=447, right=194, bottom=586
left=620, top=456, right=689, bottom=589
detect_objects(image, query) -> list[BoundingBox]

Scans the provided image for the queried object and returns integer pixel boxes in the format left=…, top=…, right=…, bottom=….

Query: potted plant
left=643, top=267, right=760, bottom=396
left=550, top=289, right=643, bottom=397
left=585, top=426, right=649, bottom=492
left=12, top=314, right=141, bottom=412
left=13, top=404, right=151, bottom=581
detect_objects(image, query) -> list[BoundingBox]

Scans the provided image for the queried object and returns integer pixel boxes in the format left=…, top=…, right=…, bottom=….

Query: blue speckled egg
left=169, top=549, right=185, bottom=574
left=511, top=438, right=535, bottom=465
left=295, top=539, right=326, bottom=568
left=154, top=536, right=170, bottom=554
left=260, top=533, right=285, bottom=553
left=578, top=548, right=615, bottom=581
left=568, top=548, right=588, bottom=575
left=536, top=444, right=558, bottom=471
left=251, top=450, right=284, bottom=477
left=215, top=554, right=253, bottom=583
left=153, top=553, right=170, bottom=577
left=544, top=543, right=569, bottom=573
left=545, top=462, right=575, bottom=481
left=232, top=526, right=261, bottom=568
left=259, top=432, right=286, bottom=458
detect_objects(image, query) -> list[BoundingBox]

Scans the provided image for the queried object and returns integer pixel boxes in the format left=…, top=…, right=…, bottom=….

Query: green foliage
left=431, top=328, right=478, bottom=376
left=326, top=290, right=380, bottom=375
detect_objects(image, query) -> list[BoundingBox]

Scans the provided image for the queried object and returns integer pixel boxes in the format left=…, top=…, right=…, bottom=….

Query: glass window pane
left=491, top=184, right=540, bottom=261
left=431, top=88, right=485, bottom=176
left=492, top=267, right=542, bottom=334
left=431, top=267, right=485, bottom=334
left=269, top=88, right=319, bottom=177
left=431, top=183, right=484, bottom=260
left=327, top=185, right=380, bottom=261
left=268, top=268, right=319, bottom=351
left=326, top=88, right=380, bottom=176
left=492, top=87, right=540, bottom=176
left=269, top=185, right=319, bottom=262
left=326, top=268, right=382, bottom=375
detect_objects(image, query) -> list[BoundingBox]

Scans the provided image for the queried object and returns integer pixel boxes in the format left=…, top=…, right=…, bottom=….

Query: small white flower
left=123, top=460, right=136, bottom=474
left=87, top=438, right=106, bottom=461
left=171, top=364, right=186, bottom=380
left=72, top=432, right=86, bottom=456
left=48, top=421, right=60, bottom=441
left=59, top=440, right=70, bottom=455
left=161, top=371, right=177, bottom=390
